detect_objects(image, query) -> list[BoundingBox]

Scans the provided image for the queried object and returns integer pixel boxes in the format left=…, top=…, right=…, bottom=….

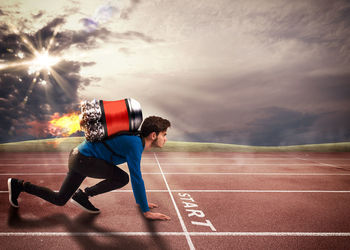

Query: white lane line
left=190, top=232, right=350, bottom=236
left=169, top=190, right=350, bottom=193
left=146, top=163, right=350, bottom=167
left=147, top=173, right=350, bottom=176
left=1, top=157, right=349, bottom=160
left=1, top=190, right=350, bottom=194
left=154, top=153, right=195, bottom=250
left=145, top=163, right=349, bottom=166
left=0, top=232, right=349, bottom=237
left=154, top=158, right=350, bottom=160
left=151, top=157, right=350, bottom=161
left=296, top=157, right=344, bottom=169
left=2, top=163, right=349, bottom=166
left=1, top=172, right=350, bottom=176
left=160, top=173, right=350, bottom=175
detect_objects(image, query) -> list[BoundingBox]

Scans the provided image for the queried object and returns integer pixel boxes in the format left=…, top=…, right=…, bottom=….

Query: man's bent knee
left=111, top=173, right=129, bottom=189
left=122, top=172, right=129, bottom=185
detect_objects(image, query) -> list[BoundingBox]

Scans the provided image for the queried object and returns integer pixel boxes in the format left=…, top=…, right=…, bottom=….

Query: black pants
left=23, top=148, right=129, bottom=206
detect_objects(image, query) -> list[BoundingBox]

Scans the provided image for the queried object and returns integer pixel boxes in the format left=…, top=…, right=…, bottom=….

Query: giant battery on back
left=79, top=98, right=143, bottom=142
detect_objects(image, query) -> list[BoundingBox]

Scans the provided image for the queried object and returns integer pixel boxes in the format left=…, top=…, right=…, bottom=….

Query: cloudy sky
left=0, top=0, right=349, bottom=145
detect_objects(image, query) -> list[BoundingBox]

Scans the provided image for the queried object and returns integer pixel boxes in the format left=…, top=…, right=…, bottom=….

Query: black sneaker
left=8, top=178, right=23, bottom=208
left=70, top=189, right=100, bottom=214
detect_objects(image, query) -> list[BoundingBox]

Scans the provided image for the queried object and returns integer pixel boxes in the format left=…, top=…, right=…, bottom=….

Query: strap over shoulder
left=101, top=131, right=143, bottom=159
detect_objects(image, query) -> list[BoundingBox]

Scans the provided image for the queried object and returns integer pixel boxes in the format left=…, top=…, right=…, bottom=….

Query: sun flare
left=0, top=23, right=66, bottom=106
left=28, top=50, right=60, bottom=75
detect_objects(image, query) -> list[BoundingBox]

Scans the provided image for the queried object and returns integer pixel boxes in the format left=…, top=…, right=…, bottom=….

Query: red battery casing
left=100, top=99, right=130, bottom=137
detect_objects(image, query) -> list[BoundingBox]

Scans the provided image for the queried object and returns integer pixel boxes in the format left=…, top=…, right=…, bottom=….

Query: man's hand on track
left=143, top=211, right=171, bottom=221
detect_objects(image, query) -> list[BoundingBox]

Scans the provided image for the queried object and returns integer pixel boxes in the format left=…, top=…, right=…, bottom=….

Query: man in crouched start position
left=8, top=116, right=171, bottom=221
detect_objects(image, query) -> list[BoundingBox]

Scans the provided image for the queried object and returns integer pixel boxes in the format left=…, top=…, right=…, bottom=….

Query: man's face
left=152, top=131, right=168, bottom=148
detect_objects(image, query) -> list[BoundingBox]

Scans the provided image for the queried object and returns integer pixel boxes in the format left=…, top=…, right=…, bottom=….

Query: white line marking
left=2, top=163, right=348, bottom=167
left=2, top=189, right=350, bottom=194
left=169, top=190, right=350, bottom=193
left=153, top=157, right=350, bottom=161
left=189, top=232, right=350, bottom=236
left=1, top=157, right=350, bottom=160
left=1, top=172, right=350, bottom=176
left=146, top=163, right=350, bottom=166
left=154, top=153, right=195, bottom=250
left=147, top=173, right=350, bottom=176
left=149, top=163, right=350, bottom=167
left=167, top=173, right=350, bottom=175
left=0, top=232, right=349, bottom=237
left=296, top=157, right=343, bottom=169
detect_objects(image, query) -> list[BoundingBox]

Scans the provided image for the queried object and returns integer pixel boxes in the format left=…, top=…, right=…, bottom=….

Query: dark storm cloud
left=247, top=107, right=318, bottom=146
left=180, top=108, right=350, bottom=146
left=55, top=27, right=112, bottom=50
left=303, top=73, right=350, bottom=102
left=60, top=22, right=159, bottom=51
left=336, top=5, right=350, bottom=25
left=248, top=0, right=350, bottom=61
left=253, top=108, right=350, bottom=146
left=149, top=67, right=350, bottom=145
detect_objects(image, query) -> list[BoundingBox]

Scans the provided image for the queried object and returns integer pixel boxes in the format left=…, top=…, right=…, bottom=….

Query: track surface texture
left=1, top=151, right=350, bottom=249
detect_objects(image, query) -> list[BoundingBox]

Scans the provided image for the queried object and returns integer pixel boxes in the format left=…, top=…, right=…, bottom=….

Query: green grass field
left=0, top=137, right=349, bottom=152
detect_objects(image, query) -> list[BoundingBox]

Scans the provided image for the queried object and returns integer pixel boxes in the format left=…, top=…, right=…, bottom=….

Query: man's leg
left=69, top=151, right=129, bottom=212
left=22, top=170, right=85, bottom=206
left=8, top=148, right=85, bottom=208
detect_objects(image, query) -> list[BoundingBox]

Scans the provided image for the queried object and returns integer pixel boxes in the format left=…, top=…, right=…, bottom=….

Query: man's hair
left=140, top=116, right=171, bottom=137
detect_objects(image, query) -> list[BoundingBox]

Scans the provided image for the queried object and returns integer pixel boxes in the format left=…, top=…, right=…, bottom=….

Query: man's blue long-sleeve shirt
left=77, top=135, right=149, bottom=212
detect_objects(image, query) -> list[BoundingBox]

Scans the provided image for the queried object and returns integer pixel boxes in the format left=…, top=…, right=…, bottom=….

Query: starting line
left=0, top=232, right=350, bottom=237
left=154, top=153, right=195, bottom=249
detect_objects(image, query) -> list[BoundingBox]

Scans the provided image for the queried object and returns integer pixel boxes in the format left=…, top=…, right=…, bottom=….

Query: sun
left=28, top=50, right=60, bottom=75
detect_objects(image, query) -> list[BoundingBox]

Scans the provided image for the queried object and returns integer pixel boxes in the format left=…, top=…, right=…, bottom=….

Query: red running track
left=0, top=151, right=350, bottom=249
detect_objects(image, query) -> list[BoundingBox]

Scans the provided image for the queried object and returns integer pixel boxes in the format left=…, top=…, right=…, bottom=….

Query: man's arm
left=126, top=149, right=170, bottom=220
left=126, top=153, right=150, bottom=212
